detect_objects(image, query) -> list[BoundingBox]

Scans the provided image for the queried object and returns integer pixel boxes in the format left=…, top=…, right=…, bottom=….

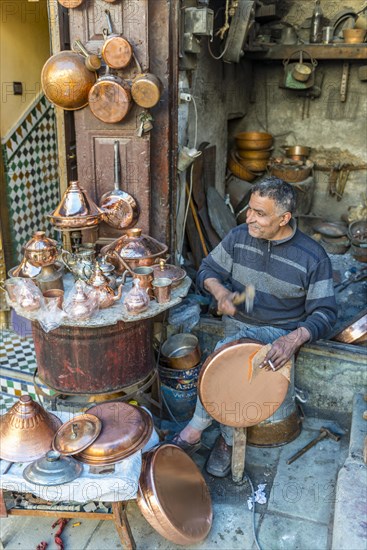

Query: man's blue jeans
left=188, top=316, right=294, bottom=446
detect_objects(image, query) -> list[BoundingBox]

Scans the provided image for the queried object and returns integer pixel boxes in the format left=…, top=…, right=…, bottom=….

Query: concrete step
left=331, top=393, right=367, bottom=550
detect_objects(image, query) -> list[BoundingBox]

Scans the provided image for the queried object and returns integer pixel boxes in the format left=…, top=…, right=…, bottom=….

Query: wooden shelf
left=245, top=43, right=367, bottom=61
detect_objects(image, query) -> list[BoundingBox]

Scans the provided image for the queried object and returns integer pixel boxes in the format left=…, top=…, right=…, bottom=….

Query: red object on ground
left=52, top=518, right=69, bottom=550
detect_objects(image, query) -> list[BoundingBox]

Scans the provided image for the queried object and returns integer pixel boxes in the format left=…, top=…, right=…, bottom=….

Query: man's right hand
left=204, top=278, right=237, bottom=316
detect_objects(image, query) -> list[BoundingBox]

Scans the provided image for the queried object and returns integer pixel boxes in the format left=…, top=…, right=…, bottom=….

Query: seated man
left=173, top=177, right=337, bottom=477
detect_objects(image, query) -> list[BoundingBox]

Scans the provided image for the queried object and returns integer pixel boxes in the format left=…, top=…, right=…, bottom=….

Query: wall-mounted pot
left=88, top=73, right=132, bottom=124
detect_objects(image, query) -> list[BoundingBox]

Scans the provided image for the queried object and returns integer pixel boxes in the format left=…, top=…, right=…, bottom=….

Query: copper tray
left=332, top=309, right=367, bottom=344
left=137, top=444, right=212, bottom=545
left=198, top=340, right=290, bottom=428
left=52, top=414, right=102, bottom=455
left=76, top=403, right=153, bottom=465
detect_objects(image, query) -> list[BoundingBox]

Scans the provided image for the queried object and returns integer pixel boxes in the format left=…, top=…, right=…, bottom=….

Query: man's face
left=246, top=192, right=290, bottom=240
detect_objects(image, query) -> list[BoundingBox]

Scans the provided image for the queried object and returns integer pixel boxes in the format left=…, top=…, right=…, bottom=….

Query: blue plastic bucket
left=160, top=383, right=197, bottom=422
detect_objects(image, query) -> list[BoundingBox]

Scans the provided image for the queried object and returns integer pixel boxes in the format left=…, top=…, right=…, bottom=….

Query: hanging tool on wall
left=340, top=62, right=350, bottom=102
left=335, top=163, right=352, bottom=201
left=327, top=163, right=340, bottom=197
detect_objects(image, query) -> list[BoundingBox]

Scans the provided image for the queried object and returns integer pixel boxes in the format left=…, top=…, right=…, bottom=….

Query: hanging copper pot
left=130, top=54, right=162, bottom=109
left=100, top=228, right=168, bottom=274
left=99, top=141, right=139, bottom=229
left=0, top=395, right=62, bottom=463
left=101, top=10, right=133, bottom=69
left=88, top=71, right=132, bottom=124
left=57, top=0, right=83, bottom=7
left=48, top=180, right=103, bottom=229
left=41, top=51, right=96, bottom=111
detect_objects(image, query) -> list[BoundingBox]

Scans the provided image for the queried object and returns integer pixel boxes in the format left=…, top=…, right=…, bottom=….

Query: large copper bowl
left=75, top=402, right=153, bottom=465
left=137, top=444, right=212, bottom=545
left=0, top=395, right=62, bottom=463
left=41, top=51, right=96, bottom=110
left=100, top=228, right=168, bottom=274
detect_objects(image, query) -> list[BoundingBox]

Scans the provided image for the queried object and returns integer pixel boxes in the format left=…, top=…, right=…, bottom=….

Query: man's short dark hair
left=251, top=176, right=297, bottom=214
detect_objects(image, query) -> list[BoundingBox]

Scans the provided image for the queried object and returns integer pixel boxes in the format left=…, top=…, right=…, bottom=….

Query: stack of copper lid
left=53, top=402, right=153, bottom=465
left=137, top=444, right=213, bottom=545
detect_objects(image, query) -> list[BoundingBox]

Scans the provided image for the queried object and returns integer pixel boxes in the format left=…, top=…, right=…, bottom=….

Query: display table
left=0, top=411, right=160, bottom=549
left=9, top=276, right=192, bottom=397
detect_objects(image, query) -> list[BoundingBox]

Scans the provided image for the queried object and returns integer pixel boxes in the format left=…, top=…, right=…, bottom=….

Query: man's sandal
left=171, top=433, right=201, bottom=456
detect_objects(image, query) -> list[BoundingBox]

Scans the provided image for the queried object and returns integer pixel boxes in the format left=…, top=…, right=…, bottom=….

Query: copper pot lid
left=102, top=228, right=168, bottom=260
left=0, top=395, right=62, bottom=463
left=75, top=402, right=153, bottom=465
left=152, top=259, right=186, bottom=287
left=23, top=450, right=83, bottom=486
left=52, top=414, right=102, bottom=455
left=137, top=444, right=212, bottom=545
left=48, top=181, right=103, bottom=229
left=198, top=340, right=290, bottom=428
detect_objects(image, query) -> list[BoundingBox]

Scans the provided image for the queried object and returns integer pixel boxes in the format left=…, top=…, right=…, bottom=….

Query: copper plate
left=52, top=414, right=102, bottom=456
left=137, top=444, right=212, bottom=545
left=76, top=402, right=153, bottom=465
left=198, top=340, right=290, bottom=428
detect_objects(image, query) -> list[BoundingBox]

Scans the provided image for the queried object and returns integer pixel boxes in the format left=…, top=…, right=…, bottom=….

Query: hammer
left=287, top=427, right=341, bottom=465
left=232, top=284, right=255, bottom=313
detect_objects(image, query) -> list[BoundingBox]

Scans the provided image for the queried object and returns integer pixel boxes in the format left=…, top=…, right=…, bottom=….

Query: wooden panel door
left=68, top=0, right=150, bottom=237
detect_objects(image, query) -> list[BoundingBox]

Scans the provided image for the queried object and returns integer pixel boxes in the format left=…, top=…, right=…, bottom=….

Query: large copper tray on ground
left=0, top=395, right=62, bottom=463
left=137, top=444, right=212, bottom=545
left=75, top=402, right=153, bottom=465
left=198, top=340, right=291, bottom=428
left=332, top=309, right=367, bottom=344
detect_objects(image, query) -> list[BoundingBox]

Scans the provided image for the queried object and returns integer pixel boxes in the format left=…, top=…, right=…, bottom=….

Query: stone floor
left=2, top=406, right=365, bottom=550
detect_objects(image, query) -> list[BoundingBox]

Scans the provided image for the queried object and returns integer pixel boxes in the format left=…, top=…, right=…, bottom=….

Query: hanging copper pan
left=102, top=10, right=133, bottom=70
left=130, top=54, right=163, bottom=109
left=88, top=71, right=132, bottom=124
left=41, top=51, right=96, bottom=111
left=99, top=140, right=139, bottom=229
left=137, top=444, right=212, bottom=545
left=58, top=0, right=83, bottom=7
left=198, top=340, right=291, bottom=428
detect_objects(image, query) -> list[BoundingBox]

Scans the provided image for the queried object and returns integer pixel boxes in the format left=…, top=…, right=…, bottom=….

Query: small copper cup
left=43, top=289, right=64, bottom=308
left=132, top=266, right=154, bottom=299
left=152, top=277, right=172, bottom=304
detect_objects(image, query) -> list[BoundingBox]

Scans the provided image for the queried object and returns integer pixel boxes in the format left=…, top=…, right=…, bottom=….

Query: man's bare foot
left=179, top=425, right=202, bottom=444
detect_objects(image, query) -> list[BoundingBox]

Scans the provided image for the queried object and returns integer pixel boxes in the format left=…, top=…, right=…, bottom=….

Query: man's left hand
left=260, top=327, right=311, bottom=371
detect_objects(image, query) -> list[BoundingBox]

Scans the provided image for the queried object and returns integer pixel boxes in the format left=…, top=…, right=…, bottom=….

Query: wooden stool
left=0, top=489, right=136, bottom=549
left=231, top=427, right=247, bottom=483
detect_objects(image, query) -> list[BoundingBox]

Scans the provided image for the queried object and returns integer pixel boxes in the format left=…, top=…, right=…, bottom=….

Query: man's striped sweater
left=197, top=219, right=337, bottom=342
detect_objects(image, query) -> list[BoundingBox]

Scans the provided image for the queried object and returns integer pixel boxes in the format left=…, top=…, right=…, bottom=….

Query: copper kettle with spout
left=86, top=264, right=123, bottom=309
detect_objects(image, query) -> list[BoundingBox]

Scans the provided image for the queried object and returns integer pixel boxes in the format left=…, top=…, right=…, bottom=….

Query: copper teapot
left=61, top=248, right=96, bottom=281
left=124, top=278, right=149, bottom=315
left=63, top=280, right=98, bottom=320
left=86, top=264, right=123, bottom=309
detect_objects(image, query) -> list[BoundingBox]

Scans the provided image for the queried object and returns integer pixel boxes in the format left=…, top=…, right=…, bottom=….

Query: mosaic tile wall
left=2, top=95, right=60, bottom=265
left=0, top=329, right=52, bottom=413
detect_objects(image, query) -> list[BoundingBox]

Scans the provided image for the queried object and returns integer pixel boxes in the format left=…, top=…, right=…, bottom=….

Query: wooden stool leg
left=112, top=502, right=136, bottom=550
left=231, top=427, right=247, bottom=483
